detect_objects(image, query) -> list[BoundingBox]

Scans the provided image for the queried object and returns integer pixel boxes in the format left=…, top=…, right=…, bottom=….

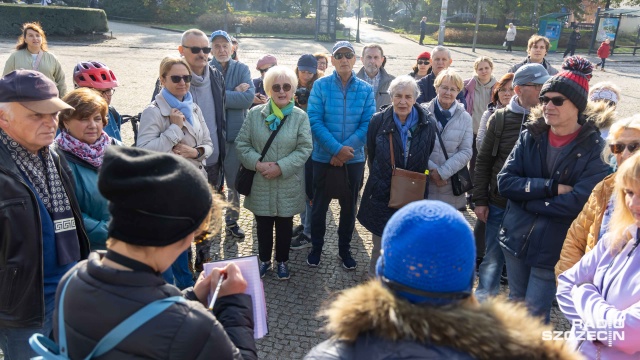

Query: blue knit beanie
left=376, top=200, right=476, bottom=305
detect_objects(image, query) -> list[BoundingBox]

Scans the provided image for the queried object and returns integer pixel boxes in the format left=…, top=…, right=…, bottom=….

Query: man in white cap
left=0, top=70, right=90, bottom=359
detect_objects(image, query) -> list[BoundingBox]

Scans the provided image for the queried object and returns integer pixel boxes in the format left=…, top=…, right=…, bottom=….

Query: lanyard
left=105, top=250, right=158, bottom=274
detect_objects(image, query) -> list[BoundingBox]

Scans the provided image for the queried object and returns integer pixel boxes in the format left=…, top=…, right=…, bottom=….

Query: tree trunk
left=496, top=15, right=506, bottom=30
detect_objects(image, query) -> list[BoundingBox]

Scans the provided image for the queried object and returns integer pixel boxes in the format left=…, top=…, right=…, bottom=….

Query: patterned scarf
left=55, top=131, right=111, bottom=168
left=265, top=99, right=294, bottom=131
left=161, top=87, right=194, bottom=126
left=0, top=129, right=80, bottom=265
left=393, top=106, right=418, bottom=153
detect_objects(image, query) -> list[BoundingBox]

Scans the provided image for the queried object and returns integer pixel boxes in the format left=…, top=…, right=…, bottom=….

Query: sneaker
left=259, top=261, right=271, bottom=278
left=292, top=224, right=304, bottom=238
left=338, top=251, right=357, bottom=270
left=290, top=233, right=312, bottom=250
left=276, top=262, right=290, bottom=280
left=307, top=248, right=322, bottom=267
left=226, top=224, right=245, bottom=238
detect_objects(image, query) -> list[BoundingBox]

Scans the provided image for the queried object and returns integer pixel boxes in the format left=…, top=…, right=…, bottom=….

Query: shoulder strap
left=491, top=109, right=506, bottom=157
left=259, top=116, right=288, bottom=161
left=436, top=127, right=450, bottom=160
left=84, top=296, right=186, bottom=359
left=388, top=132, right=396, bottom=168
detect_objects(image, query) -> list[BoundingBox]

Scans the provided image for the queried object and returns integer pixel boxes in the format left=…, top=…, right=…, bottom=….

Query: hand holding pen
left=193, top=263, right=248, bottom=309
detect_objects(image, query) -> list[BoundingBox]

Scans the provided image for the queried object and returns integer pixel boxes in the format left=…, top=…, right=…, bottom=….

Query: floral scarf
left=0, top=129, right=80, bottom=265
left=55, top=131, right=111, bottom=168
left=265, top=99, right=294, bottom=131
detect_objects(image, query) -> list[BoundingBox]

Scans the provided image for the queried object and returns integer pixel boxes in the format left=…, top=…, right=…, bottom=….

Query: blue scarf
left=161, top=88, right=194, bottom=126
left=393, top=106, right=418, bottom=152
left=265, top=99, right=294, bottom=131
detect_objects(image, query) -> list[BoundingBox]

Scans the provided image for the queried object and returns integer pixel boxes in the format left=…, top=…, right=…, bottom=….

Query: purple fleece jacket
left=557, top=224, right=640, bottom=359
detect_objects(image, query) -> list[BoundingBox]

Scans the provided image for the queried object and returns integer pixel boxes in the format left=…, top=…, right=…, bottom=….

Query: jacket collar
left=153, top=93, right=199, bottom=138
left=319, top=280, right=581, bottom=360
left=380, top=104, right=431, bottom=133
left=525, top=102, right=609, bottom=141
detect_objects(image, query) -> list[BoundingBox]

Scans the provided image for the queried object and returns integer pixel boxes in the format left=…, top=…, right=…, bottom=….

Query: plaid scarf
left=0, top=129, right=80, bottom=265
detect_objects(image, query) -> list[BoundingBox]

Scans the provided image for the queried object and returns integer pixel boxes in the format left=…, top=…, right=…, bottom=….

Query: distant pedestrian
left=563, top=28, right=581, bottom=58
left=595, top=38, right=611, bottom=71
left=505, top=23, right=516, bottom=52
left=419, top=16, right=427, bottom=45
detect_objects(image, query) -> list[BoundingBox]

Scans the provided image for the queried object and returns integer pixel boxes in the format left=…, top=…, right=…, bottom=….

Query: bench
left=613, top=45, right=640, bottom=56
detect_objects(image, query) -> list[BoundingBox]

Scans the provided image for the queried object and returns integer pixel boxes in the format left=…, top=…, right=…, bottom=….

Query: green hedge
left=100, top=0, right=157, bottom=22
left=196, top=13, right=317, bottom=35
left=0, top=4, right=108, bottom=36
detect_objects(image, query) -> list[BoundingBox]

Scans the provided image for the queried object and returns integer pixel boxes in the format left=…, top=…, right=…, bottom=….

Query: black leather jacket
left=0, top=143, right=90, bottom=328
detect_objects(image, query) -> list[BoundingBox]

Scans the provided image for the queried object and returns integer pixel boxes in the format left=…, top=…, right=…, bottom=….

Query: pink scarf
left=55, top=131, right=111, bottom=168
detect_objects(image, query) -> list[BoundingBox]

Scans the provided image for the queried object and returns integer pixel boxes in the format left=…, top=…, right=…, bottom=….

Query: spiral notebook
left=203, top=255, right=268, bottom=339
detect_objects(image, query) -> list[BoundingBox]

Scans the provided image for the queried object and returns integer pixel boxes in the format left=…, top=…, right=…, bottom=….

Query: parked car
left=392, top=9, right=411, bottom=20
left=446, top=13, right=476, bottom=23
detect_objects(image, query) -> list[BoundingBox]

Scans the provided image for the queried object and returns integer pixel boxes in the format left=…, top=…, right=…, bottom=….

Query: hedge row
left=0, top=4, right=108, bottom=36
left=196, top=13, right=317, bottom=35
left=100, top=0, right=156, bottom=22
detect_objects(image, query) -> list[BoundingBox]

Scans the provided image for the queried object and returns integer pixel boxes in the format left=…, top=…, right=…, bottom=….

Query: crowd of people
left=1, top=20, right=638, bottom=360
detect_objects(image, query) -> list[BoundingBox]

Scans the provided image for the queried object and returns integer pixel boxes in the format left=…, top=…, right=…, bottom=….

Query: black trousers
left=563, top=45, right=577, bottom=57
left=419, top=30, right=426, bottom=45
left=255, top=215, right=293, bottom=263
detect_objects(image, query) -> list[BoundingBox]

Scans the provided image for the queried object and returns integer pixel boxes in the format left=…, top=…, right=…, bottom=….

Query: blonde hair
left=263, top=66, right=298, bottom=98
left=159, top=56, right=191, bottom=80
left=473, top=56, right=494, bottom=71
left=602, top=114, right=640, bottom=163
left=434, top=69, right=463, bottom=92
left=59, top=88, right=108, bottom=132
left=527, top=35, right=550, bottom=51
left=608, top=151, right=640, bottom=253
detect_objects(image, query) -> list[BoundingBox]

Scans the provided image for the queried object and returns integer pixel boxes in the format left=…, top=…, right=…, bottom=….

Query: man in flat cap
left=0, top=70, right=90, bottom=359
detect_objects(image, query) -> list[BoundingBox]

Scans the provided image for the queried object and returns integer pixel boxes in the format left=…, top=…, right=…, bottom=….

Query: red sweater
left=597, top=42, right=611, bottom=59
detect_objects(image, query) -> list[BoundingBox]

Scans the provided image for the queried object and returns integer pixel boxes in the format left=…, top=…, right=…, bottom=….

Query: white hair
left=0, top=102, right=14, bottom=121
left=431, top=45, right=451, bottom=60
left=388, top=75, right=421, bottom=100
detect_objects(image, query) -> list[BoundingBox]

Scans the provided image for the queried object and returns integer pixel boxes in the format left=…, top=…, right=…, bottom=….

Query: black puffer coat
left=357, top=104, right=437, bottom=236
left=54, top=253, right=257, bottom=360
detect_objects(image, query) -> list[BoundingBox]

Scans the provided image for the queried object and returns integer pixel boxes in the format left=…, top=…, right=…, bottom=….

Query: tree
left=287, top=0, right=314, bottom=18
left=398, top=0, right=419, bottom=19
left=367, top=0, right=399, bottom=23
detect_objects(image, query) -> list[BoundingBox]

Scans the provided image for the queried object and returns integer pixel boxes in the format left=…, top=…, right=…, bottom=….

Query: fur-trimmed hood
left=311, top=280, right=582, bottom=360
left=524, top=101, right=616, bottom=138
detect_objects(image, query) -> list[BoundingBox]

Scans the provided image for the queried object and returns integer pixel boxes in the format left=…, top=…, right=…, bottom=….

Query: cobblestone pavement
left=2, top=19, right=639, bottom=359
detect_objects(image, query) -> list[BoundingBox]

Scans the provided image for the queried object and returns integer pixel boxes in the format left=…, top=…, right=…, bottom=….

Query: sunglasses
left=259, top=66, right=273, bottom=74
left=100, top=89, right=115, bottom=96
left=169, top=75, right=192, bottom=84
left=539, top=96, right=568, bottom=106
left=183, top=46, right=211, bottom=54
left=334, top=52, right=355, bottom=60
left=417, top=60, right=430, bottom=65
left=610, top=142, right=640, bottom=154
left=272, top=83, right=292, bottom=93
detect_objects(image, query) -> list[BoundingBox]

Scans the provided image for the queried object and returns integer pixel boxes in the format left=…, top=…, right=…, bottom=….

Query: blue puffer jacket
left=57, top=140, right=120, bottom=251
left=307, top=70, right=375, bottom=164
left=357, top=104, right=437, bottom=236
left=497, top=113, right=608, bottom=269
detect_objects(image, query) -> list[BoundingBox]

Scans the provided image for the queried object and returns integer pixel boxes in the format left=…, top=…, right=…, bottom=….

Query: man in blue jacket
left=210, top=30, right=255, bottom=239
left=306, top=41, right=376, bottom=270
left=497, top=57, right=608, bottom=322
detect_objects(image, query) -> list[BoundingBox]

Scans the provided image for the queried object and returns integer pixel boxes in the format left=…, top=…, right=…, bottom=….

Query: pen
left=207, top=273, right=225, bottom=311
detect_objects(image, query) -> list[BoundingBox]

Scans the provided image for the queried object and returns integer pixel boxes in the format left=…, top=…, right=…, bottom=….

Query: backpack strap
left=491, top=109, right=506, bottom=157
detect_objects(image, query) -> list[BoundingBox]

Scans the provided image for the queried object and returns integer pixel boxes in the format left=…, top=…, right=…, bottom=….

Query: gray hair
left=263, top=66, right=299, bottom=98
left=388, top=75, right=420, bottom=100
left=0, top=102, right=14, bottom=121
left=181, top=29, right=208, bottom=45
left=431, top=45, right=451, bottom=60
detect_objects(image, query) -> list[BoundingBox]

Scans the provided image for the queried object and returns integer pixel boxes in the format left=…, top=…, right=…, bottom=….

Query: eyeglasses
left=417, top=60, right=430, bottom=65
left=259, top=66, right=274, bottom=74
left=183, top=46, right=211, bottom=54
left=438, top=86, right=459, bottom=94
left=333, top=52, right=355, bottom=60
left=100, top=89, right=115, bottom=96
left=519, top=83, right=543, bottom=89
left=271, top=83, right=292, bottom=93
left=498, top=87, right=513, bottom=93
left=610, top=142, right=640, bottom=154
left=539, top=96, right=568, bottom=106
left=169, top=75, right=192, bottom=84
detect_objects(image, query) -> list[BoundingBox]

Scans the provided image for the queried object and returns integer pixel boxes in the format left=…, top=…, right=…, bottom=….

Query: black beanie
left=98, top=147, right=212, bottom=246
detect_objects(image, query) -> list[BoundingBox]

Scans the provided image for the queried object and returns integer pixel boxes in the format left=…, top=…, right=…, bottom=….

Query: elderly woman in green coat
left=236, top=65, right=313, bottom=281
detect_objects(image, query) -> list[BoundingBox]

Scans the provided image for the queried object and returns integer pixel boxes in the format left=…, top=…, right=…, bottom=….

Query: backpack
left=29, top=270, right=186, bottom=359
left=491, top=108, right=506, bottom=157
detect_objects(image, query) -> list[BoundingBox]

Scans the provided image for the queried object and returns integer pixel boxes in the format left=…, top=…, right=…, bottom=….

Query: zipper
left=515, top=217, right=537, bottom=257
left=0, top=199, right=26, bottom=211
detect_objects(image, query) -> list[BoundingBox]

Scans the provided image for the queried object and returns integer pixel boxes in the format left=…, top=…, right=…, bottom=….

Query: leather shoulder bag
left=388, top=132, right=428, bottom=209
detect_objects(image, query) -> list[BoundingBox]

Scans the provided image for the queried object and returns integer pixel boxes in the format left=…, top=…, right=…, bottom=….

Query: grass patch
left=151, top=23, right=350, bottom=40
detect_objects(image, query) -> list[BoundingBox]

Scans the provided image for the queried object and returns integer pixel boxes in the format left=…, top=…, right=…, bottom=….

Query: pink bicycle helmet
left=73, top=61, right=119, bottom=89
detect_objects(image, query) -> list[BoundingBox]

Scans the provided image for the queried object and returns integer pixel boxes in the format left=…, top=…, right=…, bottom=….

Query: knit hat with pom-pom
left=540, top=56, right=593, bottom=113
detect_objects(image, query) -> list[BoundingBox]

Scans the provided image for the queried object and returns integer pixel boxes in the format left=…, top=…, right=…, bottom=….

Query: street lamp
left=356, top=0, right=361, bottom=42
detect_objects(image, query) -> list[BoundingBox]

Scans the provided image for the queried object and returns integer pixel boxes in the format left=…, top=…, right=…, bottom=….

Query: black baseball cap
left=0, top=70, right=73, bottom=113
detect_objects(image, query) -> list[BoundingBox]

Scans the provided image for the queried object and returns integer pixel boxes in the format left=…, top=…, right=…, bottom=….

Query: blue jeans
left=502, top=250, right=556, bottom=323
left=162, top=250, right=194, bottom=290
left=0, top=305, right=53, bottom=359
left=311, top=161, right=365, bottom=254
left=475, top=204, right=506, bottom=302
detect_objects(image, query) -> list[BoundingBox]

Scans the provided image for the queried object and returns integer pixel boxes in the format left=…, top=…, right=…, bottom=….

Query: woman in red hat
left=408, top=52, right=431, bottom=81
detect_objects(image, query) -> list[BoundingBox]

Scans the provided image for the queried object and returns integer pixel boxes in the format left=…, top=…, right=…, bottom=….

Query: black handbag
left=235, top=116, right=287, bottom=196
left=436, top=128, right=473, bottom=196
